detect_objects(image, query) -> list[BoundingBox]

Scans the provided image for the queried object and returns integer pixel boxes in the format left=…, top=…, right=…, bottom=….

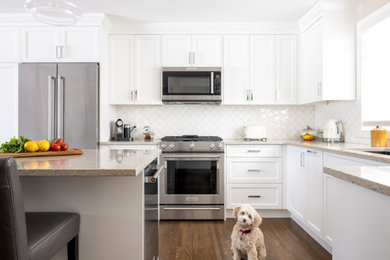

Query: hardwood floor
left=159, top=218, right=331, bottom=260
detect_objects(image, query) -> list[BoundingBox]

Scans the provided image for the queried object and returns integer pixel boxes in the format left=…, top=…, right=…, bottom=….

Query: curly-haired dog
left=231, top=204, right=266, bottom=260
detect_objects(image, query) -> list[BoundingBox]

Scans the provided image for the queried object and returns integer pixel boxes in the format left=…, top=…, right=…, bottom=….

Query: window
left=360, top=4, right=390, bottom=128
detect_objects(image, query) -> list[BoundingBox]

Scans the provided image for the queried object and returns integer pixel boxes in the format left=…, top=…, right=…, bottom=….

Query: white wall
left=114, top=105, right=315, bottom=140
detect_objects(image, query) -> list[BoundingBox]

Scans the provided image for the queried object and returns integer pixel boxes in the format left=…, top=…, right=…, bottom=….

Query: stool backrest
left=0, top=157, right=28, bottom=260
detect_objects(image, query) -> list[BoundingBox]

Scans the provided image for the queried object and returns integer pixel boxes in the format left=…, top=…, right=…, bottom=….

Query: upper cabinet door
left=60, top=27, right=100, bottom=62
left=162, top=35, right=192, bottom=67
left=0, top=64, right=18, bottom=143
left=250, top=35, right=276, bottom=104
left=192, top=35, right=222, bottom=67
left=134, top=35, right=162, bottom=105
left=301, top=20, right=323, bottom=104
left=21, top=27, right=60, bottom=62
left=109, top=35, right=135, bottom=104
left=0, top=27, right=19, bottom=62
left=223, top=35, right=250, bottom=105
left=276, top=35, right=297, bottom=104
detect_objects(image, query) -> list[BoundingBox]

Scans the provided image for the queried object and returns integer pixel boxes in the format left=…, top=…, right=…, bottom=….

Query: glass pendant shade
left=24, top=0, right=83, bottom=26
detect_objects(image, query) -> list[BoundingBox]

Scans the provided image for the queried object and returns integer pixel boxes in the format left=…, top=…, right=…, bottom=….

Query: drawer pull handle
left=248, top=195, right=261, bottom=198
left=248, top=169, right=261, bottom=172
left=307, top=150, right=317, bottom=154
left=248, top=150, right=261, bottom=153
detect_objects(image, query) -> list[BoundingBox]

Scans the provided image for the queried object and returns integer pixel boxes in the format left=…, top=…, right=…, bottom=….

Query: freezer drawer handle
left=248, top=150, right=261, bottom=153
left=248, top=169, right=261, bottom=172
left=162, top=207, right=221, bottom=210
left=248, top=195, right=261, bottom=198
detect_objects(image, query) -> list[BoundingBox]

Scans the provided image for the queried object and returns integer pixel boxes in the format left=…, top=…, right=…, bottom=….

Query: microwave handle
left=210, top=72, right=214, bottom=94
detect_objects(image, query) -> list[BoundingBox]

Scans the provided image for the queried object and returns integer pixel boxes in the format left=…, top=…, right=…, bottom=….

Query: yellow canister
left=371, top=125, right=388, bottom=147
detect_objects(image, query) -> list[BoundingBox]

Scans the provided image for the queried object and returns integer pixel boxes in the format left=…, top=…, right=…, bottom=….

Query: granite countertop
left=225, top=139, right=390, bottom=164
left=100, top=140, right=161, bottom=145
left=17, top=149, right=161, bottom=177
left=324, top=166, right=390, bottom=197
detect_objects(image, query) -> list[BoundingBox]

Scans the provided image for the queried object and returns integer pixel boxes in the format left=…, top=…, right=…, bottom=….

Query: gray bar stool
left=0, top=157, right=80, bottom=260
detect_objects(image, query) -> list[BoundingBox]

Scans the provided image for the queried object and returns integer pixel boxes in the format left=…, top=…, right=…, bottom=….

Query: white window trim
left=357, top=1, right=390, bottom=131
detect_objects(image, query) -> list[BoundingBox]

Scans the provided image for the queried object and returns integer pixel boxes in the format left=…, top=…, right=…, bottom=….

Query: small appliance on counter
left=371, top=125, right=388, bottom=147
left=244, top=125, right=267, bottom=141
left=111, top=119, right=136, bottom=141
left=323, top=119, right=344, bottom=142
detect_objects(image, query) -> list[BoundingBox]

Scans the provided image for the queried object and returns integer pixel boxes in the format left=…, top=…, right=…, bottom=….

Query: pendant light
left=24, top=0, right=83, bottom=26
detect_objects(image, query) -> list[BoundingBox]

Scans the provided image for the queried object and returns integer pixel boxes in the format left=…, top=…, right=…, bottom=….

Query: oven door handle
left=145, top=165, right=165, bottom=183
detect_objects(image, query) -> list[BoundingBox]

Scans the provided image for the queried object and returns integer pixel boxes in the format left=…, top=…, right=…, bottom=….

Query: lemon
left=24, top=141, right=39, bottom=152
left=38, top=140, right=50, bottom=152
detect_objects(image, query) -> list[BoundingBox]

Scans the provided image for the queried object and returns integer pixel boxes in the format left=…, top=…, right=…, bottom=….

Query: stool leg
left=67, top=235, right=79, bottom=260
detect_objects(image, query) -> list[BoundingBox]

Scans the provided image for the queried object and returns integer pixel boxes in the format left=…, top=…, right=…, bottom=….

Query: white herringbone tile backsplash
left=315, top=100, right=370, bottom=144
left=115, top=105, right=315, bottom=140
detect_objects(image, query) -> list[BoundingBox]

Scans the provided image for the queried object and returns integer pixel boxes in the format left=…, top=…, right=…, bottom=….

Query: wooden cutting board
left=0, top=148, right=83, bottom=158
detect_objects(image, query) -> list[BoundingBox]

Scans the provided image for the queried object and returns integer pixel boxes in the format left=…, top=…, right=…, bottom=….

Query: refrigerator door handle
left=57, top=76, right=65, bottom=139
left=48, top=76, right=56, bottom=140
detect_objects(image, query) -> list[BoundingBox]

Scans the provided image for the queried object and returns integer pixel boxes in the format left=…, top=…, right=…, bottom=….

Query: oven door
left=160, top=153, right=224, bottom=205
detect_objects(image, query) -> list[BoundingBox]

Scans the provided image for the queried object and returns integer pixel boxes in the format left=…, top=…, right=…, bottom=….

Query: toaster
left=244, top=125, right=267, bottom=141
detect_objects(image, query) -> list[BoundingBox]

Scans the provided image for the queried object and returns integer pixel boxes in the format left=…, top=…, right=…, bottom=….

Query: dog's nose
left=243, top=219, right=246, bottom=223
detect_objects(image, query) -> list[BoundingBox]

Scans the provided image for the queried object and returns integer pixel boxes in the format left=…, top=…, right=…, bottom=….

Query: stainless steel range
left=159, top=135, right=224, bottom=220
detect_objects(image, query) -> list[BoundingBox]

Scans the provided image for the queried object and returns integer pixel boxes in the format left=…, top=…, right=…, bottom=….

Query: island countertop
left=16, top=149, right=161, bottom=177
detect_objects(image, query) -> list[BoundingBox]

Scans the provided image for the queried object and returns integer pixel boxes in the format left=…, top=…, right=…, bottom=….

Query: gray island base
left=17, top=149, right=161, bottom=260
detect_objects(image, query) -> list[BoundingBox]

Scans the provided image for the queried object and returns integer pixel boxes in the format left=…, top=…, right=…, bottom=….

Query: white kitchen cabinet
left=21, top=27, right=60, bottom=62
left=226, top=144, right=283, bottom=209
left=299, top=3, right=356, bottom=104
left=109, top=35, right=135, bottom=104
left=60, top=27, right=100, bottom=62
left=192, top=35, right=222, bottom=67
left=287, top=146, right=323, bottom=237
left=250, top=35, right=275, bottom=104
left=305, top=149, right=323, bottom=238
left=227, top=158, right=282, bottom=183
left=21, top=26, right=100, bottom=62
left=227, top=184, right=282, bottom=209
left=0, top=27, right=20, bottom=62
left=0, top=63, right=18, bottom=143
left=109, top=35, right=161, bottom=105
left=275, top=35, right=297, bottom=104
left=301, top=20, right=323, bottom=103
left=162, top=35, right=192, bottom=67
left=134, top=35, right=162, bottom=104
left=286, top=146, right=307, bottom=222
left=162, top=35, right=221, bottom=67
left=323, top=173, right=335, bottom=246
left=223, top=35, right=250, bottom=104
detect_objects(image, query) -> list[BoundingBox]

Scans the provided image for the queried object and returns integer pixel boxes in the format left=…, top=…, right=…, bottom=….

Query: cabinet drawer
left=227, top=158, right=282, bottom=183
left=226, top=184, right=282, bottom=209
left=226, top=145, right=281, bottom=158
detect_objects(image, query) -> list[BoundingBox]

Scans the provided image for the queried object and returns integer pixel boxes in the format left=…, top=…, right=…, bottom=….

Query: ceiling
left=0, top=0, right=318, bottom=23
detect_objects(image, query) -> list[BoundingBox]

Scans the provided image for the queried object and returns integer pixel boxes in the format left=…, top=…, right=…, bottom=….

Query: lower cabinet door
left=226, top=184, right=282, bottom=209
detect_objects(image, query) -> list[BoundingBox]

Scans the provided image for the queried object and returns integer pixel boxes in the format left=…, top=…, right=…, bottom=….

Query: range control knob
left=169, top=144, right=175, bottom=150
left=209, top=143, right=215, bottom=149
left=217, top=143, right=223, bottom=149
left=160, top=143, right=167, bottom=149
left=189, top=143, right=195, bottom=149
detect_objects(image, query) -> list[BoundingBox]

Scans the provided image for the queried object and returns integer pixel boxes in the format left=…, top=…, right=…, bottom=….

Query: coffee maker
left=111, top=119, right=136, bottom=141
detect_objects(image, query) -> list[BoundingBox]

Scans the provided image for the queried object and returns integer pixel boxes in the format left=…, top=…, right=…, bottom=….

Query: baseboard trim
left=291, top=215, right=332, bottom=254
left=225, top=209, right=291, bottom=219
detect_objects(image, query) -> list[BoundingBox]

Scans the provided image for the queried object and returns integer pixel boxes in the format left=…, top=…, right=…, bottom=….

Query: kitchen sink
left=365, top=150, right=390, bottom=155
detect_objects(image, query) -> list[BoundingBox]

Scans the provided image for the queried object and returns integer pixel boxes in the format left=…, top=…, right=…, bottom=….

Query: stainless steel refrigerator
left=19, top=63, right=99, bottom=149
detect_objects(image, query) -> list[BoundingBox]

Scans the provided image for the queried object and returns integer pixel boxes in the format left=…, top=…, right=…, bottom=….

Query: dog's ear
left=233, top=206, right=241, bottom=220
left=253, top=210, right=263, bottom=227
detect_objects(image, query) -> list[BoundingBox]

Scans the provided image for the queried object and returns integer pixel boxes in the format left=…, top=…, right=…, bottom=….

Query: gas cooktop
left=161, top=135, right=223, bottom=142
left=160, top=135, right=223, bottom=152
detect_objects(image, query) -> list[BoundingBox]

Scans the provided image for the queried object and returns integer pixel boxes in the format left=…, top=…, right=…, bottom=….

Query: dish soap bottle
left=371, top=125, right=388, bottom=147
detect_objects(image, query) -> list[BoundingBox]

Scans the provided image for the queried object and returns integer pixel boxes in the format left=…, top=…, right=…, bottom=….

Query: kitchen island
left=17, top=149, right=161, bottom=260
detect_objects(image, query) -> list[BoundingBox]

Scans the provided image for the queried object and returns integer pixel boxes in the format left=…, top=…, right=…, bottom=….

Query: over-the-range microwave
left=162, top=67, right=222, bottom=104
